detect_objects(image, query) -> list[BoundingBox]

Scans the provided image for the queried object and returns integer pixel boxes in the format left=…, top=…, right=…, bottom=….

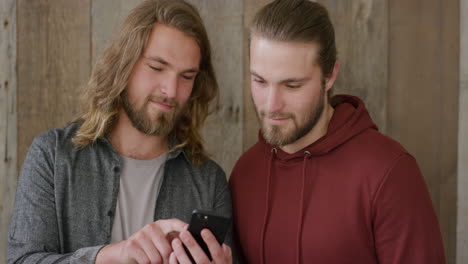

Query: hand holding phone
left=170, top=210, right=231, bottom=263
left=186, top=210, right=231, bottom=262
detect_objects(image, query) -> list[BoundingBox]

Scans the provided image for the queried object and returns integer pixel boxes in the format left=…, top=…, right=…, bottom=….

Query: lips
left=266, top=117, right=289, bottom=124
left=149, top=100, right=175, bottom=111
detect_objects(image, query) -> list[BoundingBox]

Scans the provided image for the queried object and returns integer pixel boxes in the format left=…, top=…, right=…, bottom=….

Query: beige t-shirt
left=110, top=153, right=168, bottom=242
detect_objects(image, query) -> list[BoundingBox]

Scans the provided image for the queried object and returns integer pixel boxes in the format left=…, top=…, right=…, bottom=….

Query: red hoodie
left=229, top=95, right=445, bottom=264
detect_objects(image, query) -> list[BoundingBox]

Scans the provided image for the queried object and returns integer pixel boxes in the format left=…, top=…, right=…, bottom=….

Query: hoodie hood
left=258, top=94, right=378, bottom=159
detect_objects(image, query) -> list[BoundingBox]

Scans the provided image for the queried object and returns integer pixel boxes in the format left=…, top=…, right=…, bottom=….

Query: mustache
left=146, top=96, right=178, bottom=107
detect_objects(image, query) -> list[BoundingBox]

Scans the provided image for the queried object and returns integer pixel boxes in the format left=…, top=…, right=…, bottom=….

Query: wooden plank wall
left=320, top=0, right=388, bottom=132
left=458, top=0, right=468, bottom=262
left=0, top=0, right=16, bottom=261
left=91, top=0, right=143, bottom=67
left=186, top=0, right=244, bottom=175
left=17, top=0, right=91, bottom=168
left=388, top=0, right=459, bottom=263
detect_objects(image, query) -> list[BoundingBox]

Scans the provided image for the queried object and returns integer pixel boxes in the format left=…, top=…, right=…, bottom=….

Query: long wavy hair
left=72, top=0, right=218, bottom=165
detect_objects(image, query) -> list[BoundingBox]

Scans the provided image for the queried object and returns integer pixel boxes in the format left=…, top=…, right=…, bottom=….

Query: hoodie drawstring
left=296, top=151, right=311, bottom=264
left=260, top=148, right=311, bottom=264
left=260, top=148, right=277, bottom=264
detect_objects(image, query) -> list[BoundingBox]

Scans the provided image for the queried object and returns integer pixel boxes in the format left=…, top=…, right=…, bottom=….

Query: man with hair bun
left=230, top=0, right=446, bottom=263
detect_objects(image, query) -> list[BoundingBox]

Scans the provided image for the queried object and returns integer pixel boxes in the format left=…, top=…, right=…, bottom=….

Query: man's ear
left=325, top=61, right=340, bottom=91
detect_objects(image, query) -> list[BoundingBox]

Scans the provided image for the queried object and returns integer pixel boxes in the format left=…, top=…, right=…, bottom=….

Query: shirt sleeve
left=372, top=154, right=446, bottom=264
left=7, top=135, right=105, bottom=264
left=212, top=165, right=240, bottom=264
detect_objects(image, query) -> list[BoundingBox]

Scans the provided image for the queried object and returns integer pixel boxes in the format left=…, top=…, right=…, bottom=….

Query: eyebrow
left=250, top=70, right=310, bottom=83
left=144, top=55, right=200, bottom=73
left=250, top=70, right=264, bottom=80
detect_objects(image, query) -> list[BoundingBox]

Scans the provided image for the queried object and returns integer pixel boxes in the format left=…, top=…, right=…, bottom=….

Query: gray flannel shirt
left=7, top=123, right=234, bottom=263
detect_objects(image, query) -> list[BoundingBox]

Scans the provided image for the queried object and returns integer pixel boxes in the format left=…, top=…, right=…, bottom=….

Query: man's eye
left=254, top=79, right=265, bottom=83
left=149, top=66, right=162, bottom=71
left=181, top=75, right=196, bottom=80
left=286, top=84, right=301, bottom=89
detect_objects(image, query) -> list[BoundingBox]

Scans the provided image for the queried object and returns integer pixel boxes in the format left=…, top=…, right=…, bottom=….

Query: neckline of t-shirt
left=121, top=152, right=168, bottom=167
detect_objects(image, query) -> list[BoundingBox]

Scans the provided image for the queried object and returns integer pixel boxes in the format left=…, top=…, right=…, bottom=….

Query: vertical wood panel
left=91, top=0, right=143, bottom=66
left=320, top=0, right=388, bottom=132
left=457, top=0, right=468, bottom=262
left=17, top=0, right=91, bottom=168
left=188, top=0, right=244, bottom=175
left=388, top=0, right=459, bottom=262
left=0, top=0, right=17, bottom=262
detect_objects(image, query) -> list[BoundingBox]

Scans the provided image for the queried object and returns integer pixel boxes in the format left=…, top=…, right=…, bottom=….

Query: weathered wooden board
left=91, top=0, right=143, bottom=66
left=0, top=0, right=17, bottom=262
left=320, top=0, right=388, bottom=133
left=17, top=0, right=91, bottom=168
left=388, top=0, right=459, bottom=262
left=457, top=0, right=468, bottom=263
left=188, top=0, right=244, bottom=175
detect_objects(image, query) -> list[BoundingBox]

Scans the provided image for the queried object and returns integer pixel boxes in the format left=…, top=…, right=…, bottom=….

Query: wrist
left=95, top=241, right=124, bottom=264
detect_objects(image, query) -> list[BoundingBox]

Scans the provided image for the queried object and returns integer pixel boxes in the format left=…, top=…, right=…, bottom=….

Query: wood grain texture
left=0, top=0, right=17, bottom=262
left=17, top=0, right=91, bottom=169
left=320, top=0, right=388, bottom=132
left=388, top=0, right=459, bottom=262
left=91, top=0, right=143, bottom=66
left=187, top=0, right=244, bottom=175
left=458, top=0, right=468, bottom=262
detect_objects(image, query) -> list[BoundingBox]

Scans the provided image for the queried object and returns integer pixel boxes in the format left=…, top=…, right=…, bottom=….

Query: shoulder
left=192, top=156, right=227, bottom=181
left=343, top=128, right=410, bottom=166
left=32, top=123, right=80, bottom=150
left=230, top=141, right=265, bottom=181
left=237, top=141, right=266, bottom=165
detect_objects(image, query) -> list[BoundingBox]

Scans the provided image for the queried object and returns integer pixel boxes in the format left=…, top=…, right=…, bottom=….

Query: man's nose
left=160, top=74, right=178, bottom=98
left=265, top=87, right=283, bottom=113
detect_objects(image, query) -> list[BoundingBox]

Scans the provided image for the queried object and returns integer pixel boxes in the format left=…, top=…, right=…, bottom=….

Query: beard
left=256, top=86, right=325, bottom=146
left=122, top=93, right=184, bottom=137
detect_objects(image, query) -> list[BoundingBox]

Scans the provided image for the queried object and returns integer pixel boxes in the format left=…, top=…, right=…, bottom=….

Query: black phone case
left=185, top=210, right=231, bottom=262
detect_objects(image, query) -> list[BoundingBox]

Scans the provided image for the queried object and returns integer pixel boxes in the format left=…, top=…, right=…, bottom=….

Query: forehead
left=143, top=23, right=201, bottom=69
left=250, top=35, right=321, bottom=79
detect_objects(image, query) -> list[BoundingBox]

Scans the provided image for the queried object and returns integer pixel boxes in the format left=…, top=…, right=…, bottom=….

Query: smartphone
left=184, top=209, right=231, bottom=262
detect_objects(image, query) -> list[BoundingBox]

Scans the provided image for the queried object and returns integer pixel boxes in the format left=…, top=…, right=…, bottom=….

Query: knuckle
left=213, top=248, right=224, bottom=259
left=144, top=223, right=154, bottom=232
left=135, top=231, right=145, bottom=240
left=160, top=247, right=172, bottom=259
left=126, top=239, right=138, bottom=249
left=149, top=222, right=161, bottom=233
